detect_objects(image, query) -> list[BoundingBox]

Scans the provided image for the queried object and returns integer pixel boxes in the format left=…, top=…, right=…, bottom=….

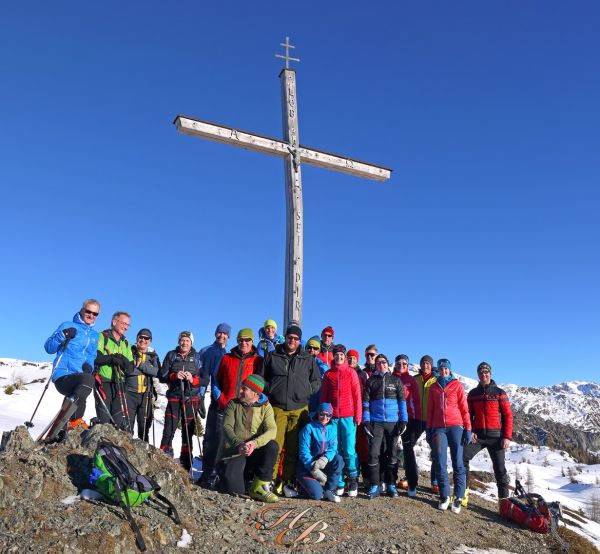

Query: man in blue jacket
left=297, top=402, right=344, bottom=502
left=44, top=298, right=100, bottom=430
left=198, top=322, right=231, bottom=488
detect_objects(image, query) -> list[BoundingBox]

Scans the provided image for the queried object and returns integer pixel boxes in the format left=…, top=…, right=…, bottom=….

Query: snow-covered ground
left=2, top=357, right=600, bottom=548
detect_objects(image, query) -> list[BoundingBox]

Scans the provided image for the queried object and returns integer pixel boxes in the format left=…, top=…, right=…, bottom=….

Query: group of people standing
left=44, top=299, right=513, bottom=513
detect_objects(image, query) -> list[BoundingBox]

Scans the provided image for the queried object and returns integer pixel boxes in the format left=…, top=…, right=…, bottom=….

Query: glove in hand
left=63, top=327, right=77, bottom=340
left=313, top=456, right=328, bottom=470
left=310, top=467, right=327, bottom=485
left=461, top=429, right=472, bottom=446
left=82, top=363, right=93, bottom=374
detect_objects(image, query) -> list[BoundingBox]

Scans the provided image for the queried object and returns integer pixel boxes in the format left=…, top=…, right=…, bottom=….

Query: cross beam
left=174, top=115, right=392, bottom=182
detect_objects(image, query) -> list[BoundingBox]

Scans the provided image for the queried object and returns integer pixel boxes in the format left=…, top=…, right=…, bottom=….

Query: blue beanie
left=215, top=322, right=231, bottom=336
left=438, top=359, right=451, bottom=369
left=317, top=402, right=333, bottom=415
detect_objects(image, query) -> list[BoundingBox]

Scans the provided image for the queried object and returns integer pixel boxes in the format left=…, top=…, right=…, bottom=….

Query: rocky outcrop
left=0, top=424, right=584, bottom=553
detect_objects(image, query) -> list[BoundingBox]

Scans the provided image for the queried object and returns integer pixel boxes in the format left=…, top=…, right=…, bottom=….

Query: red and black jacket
left=467, top=380, right=513, bottom=440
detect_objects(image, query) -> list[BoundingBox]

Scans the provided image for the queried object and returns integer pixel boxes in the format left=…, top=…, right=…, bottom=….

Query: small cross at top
left=275, top=36, right=300, bottom=69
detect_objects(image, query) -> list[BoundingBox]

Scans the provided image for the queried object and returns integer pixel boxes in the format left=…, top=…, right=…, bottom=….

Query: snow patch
left=177, top=528, right=192, bottom=548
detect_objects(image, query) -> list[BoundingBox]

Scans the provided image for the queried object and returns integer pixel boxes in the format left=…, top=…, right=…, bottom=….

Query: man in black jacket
left=263, top=324, right=321, bottom=497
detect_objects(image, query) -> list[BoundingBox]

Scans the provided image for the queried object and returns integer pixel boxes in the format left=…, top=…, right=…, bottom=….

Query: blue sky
left=0, top=2, right=598, bottom=387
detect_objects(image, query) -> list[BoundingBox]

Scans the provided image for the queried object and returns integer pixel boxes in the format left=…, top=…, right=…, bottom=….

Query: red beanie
left=347, top=349, right=360, bottom=361
left=322, top=326, right=334, bottom=337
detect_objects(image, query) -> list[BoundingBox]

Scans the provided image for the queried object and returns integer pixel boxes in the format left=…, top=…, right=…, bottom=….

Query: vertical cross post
left=280, top=68, right=303, bottom=329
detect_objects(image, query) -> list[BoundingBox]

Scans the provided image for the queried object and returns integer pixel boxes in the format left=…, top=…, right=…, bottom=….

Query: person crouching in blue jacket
left=297, top=402, right=345, bottom=503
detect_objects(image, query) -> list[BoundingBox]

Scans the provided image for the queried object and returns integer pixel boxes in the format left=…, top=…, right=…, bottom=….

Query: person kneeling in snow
left=297, top=402, right=345, bottom=503
left=218, top=374, right=279, bottom=502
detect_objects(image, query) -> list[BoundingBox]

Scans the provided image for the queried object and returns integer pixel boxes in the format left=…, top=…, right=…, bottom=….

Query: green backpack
left=91, top=441, right=180, bottom=551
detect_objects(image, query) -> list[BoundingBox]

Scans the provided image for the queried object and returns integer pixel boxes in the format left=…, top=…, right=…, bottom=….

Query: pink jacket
left=426, top=378, right=471, bottom=430
left=320, top=361, right=362, bottom=424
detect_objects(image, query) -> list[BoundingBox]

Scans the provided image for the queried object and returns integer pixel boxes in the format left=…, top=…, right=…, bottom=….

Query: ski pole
left=115, top=367, right=131, bottom=433
left=93, top=386, right=117, bottom=426
left=179, top=379, right=194, bottom=474
left=25, top=337, right=71, bottom=428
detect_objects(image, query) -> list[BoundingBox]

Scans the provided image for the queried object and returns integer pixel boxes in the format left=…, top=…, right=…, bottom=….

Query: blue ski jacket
left=44, top=312, right=99, bottom=382
left=298, top=418, right=338, bottom=471
left=199, top=341, right=228, bottom=401
left=362, top=371, right=408, bottom=424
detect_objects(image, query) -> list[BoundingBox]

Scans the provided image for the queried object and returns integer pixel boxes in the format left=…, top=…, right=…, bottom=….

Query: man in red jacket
left=463, top=362, right=513, bottom=504
left=317, top=326, right=335, bottom=368
left=320, top=344, right=362, bottom=497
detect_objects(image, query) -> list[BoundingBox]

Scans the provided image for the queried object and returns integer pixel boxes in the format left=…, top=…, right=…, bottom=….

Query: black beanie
left=285, top=324, right=302, bottom=340
left=420, top=355, right=433, bottom=367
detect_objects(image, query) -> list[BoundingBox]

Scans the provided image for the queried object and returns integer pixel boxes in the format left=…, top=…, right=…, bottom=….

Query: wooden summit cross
left=174, top=37, right=391, bottom=329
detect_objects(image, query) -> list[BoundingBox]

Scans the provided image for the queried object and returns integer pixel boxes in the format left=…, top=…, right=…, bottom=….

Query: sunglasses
left=238, top=337, right=252, bottom=343
left=318, top=412, right=332, bottom=418
left=478, top=370, right=490, bottom=375
left=286, top=335, right=301, bottom=341
left=138, top=336, right=151, bottom=341
left=84, top=309, right=99, bottom=317
left=322, top=334, right=333, bottom=338
left=366, top=352, right=377, bottom=357
left=376, top=360, right=388, bottom=365
left=307, top=346, right=319, bottom=351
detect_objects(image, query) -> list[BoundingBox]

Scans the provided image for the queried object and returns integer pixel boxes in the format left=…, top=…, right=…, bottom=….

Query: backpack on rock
left=90, top=441, right=180, bottom=551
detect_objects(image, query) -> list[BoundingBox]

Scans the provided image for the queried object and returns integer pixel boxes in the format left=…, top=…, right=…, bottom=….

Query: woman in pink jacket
left=320, top=344, right=362, bottom=497
left=426, top=359, right=471, bottom=514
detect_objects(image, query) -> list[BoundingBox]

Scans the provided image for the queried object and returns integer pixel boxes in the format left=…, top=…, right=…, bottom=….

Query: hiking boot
left=407, top=488, right=417, bottom=498
left=274, top=480, right=284, bottom=496
left=451, top=497, right=462, bottom=514
left=283, top=482, right=299, bottom=498
left=381, top=483, right=387, bottom=493
left=387, top=484, right=399, bottom=498
left=461, top=488, right=469, bottom=507
left=368, top=485, right=380, bottom=499
left=324, top=489, right=341, bottom=503
left=67, top=418, right=89, bottom=430
left=180, top=455, right=192, bottom=472
left=431, top=481, right=440, bottom=494
left=201, top=471, right=219, bottom=490
left=397, top=478, right=409, bottom=490
left=347, top=477, right=358, bottom=498
left=249, top=479, right=278, bottom=503
left=161, top=446, right=174, bottom=458
left=335, top=486, right=345, bottom=496
left=438, top=497, right=450, bottom=510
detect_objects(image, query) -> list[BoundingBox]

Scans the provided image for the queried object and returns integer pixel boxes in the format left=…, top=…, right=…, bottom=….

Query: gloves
left=362, top=422, right=374, bottom=439
left=82, top=363, right=93, bottom=374
left=310, top=467, right=327, bottom=485
left=461, top=429, right=472, bottom=446
left=63, top=327, right=77, bottom=340
left=395, top=422, right=407, bottom=436
left=198, top=397, right=206, bottom=419
left=113, top=354, right=130, bottom=368
left=313, top=456, right=328, bottom=470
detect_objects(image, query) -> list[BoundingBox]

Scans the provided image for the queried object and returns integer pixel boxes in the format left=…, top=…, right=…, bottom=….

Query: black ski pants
left=222, top=440, right=279, bottom=496
left=95, top=380, right=128, bottom=430
left=160, top=396, right=199, bottom=470
left=201, top=401, right=224, bottom=478
left=400, top=418, right=422, bottom=490
left=368, top=422, right=399, bottom=486
left=54, top=373, right=94, bottom=421
left=463, top=436, right=510, bottom=499
left=125, top=390, right=153, bottom=441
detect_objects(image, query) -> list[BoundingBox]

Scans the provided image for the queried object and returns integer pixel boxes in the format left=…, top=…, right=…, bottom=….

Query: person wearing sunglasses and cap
left=362, top=354, right=408, bottom=499
left=462, top=362, right=513, bottom=508
left=43, top=298, right=101, bottom=431
left=159, top=331, right=207, bottom=471
left=317, top=326, right=335, bottom=368
left=125, top=329, right=161, bottom=442
left=426, top=359, right=471, bottom=514
left=305, top=336, right=330, bottom=417
left=363, top=344, right=378, bottom=377
left=263, top=323, right=321, bottom=497
left=392, top=354, right=422, bottom=495
left=297, top=402, right=345, bottom=503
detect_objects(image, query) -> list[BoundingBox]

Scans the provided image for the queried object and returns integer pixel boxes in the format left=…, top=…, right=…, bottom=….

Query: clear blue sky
left=1, top=2, right=598, bottom=387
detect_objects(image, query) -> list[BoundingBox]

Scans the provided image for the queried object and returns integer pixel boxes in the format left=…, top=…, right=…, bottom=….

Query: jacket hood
left=436, top=373, right=456, bottom=388
left=238, top=392, right=269, bottom=407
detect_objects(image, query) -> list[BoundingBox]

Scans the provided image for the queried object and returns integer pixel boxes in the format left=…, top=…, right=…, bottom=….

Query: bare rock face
left=0, top=425, right=582, bottom=553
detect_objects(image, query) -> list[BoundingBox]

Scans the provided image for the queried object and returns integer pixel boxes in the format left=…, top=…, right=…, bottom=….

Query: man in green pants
left=263, top=324, right=321, bottom=497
